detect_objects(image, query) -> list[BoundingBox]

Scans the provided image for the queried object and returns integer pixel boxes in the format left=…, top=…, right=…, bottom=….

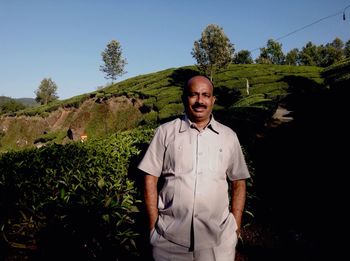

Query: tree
left=100, top=40, right=127, bottom=82
left=256, top=39, right=285, bottom=64
left=319, top=38, right=345, bottom=67
left=285, top=48, right=300, bottom=65
left=344, top=39, right=350, bottom=58
left=191, top=24, right=234, bottom=81
left=233, top=50, right=253, bottom=64
left=35, top=78, right=58, bottom=105
left=0, top=99, right=26, bottom=114
left=299, top=41, right=320, bottom=66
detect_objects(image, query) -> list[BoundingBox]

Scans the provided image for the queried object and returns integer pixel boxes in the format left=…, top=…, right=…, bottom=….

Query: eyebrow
left=188, top=91, right=212, bottom=95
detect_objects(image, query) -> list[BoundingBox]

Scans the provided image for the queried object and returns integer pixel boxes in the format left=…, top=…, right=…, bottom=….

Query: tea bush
left=0, top=127, right=154, bottom=260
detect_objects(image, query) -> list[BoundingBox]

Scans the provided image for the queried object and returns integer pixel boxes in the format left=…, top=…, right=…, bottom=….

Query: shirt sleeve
left=226, top=132, right=251, bottom=181
left=137, top=126, right=165, bottom=177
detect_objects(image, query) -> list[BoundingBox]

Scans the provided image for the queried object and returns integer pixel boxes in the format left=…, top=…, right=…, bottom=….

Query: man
left=138, top=75, right=250, bottom=260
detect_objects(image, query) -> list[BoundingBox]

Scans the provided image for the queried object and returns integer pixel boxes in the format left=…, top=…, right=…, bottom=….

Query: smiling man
left=138, top=75, right=250, bottom=261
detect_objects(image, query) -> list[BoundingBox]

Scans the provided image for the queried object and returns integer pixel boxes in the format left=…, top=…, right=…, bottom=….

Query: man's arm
left=144, top=174, right=159, bottom=231
left=231, top=179, right=246, bottom=234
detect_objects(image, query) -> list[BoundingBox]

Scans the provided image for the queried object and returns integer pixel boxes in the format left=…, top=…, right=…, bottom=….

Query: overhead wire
left=250, top=9, right=345, bottom=53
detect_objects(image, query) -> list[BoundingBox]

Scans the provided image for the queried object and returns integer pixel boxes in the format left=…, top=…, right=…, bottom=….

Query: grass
left=0, top=63, right=326, bottom=152
left=8, top=64, right=323, bottom=120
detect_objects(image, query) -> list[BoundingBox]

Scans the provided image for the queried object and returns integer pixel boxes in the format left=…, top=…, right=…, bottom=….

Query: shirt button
left=198, top=152, right=203, bottom=156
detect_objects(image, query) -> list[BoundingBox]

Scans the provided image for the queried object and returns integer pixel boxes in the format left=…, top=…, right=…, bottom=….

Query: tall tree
left=256, top=39, right=285, bottom=64
left=233, top=50, right=253, bottom=64
left=191, top=24, right=234, bottom=81
left=285, top=48, right=300, bottom=65
left=319, top=38, right=345, bottom=67
left=299, top=41, right=320, bottom=66
left=100, top=40, right=127, bottom=83
left=35, top=78, right=58, bottom=105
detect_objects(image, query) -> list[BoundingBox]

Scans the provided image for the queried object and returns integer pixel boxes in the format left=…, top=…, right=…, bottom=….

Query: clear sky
left=1, top=0, right=349, bottom=100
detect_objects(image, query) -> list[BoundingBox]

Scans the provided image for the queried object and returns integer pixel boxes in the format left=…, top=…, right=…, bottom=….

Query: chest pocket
left=176, top=142, right=195, bottom=173
left=208, top=143, right=224, bottom=172
left=163, top=136, right=195, bottom=174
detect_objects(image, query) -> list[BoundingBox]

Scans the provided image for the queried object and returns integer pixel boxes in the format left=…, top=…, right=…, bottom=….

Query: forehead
left=186, top=79, right=214, bottom=94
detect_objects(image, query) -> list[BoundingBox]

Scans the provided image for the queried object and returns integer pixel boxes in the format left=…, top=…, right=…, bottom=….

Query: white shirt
left=138, top=115, right=250, bottom=249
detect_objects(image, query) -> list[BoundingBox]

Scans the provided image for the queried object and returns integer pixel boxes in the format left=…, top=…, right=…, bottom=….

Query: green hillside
left=11, top=64, right=323, bottom=118
left=0, top=64, right=324, bottom=152
left=1, top=61, right=348, bottom=260
left=322, top=57, right=350, bottom=86
left=102, top=64, right=323, bottom=121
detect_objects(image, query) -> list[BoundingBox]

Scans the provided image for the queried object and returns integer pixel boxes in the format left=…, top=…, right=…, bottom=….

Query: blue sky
left=1, top=0, right=349, bottom=99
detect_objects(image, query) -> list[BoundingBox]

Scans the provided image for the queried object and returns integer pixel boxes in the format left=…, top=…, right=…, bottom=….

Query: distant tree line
left=192, top=24, right=350, bottom=79
left=11, top=24, right=349, bottom=109
left=253, top=37, right=350, bottom=67
left=0, top=98, right=26, bottom=114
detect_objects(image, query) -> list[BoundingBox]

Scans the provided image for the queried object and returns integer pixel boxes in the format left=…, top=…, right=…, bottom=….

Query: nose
left=197, top=94, right=204, bottom=104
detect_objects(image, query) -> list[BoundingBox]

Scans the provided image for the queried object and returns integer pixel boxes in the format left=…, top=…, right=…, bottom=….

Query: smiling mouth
left=193, top=107, right=206, bottom=112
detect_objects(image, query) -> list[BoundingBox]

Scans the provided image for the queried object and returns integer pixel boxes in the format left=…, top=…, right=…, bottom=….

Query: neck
left=195, top=120, right=209, bottom=130
left=190, top=117, right=210, bottom=130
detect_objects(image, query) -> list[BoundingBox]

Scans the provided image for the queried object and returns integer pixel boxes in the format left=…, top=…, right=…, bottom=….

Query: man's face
left=184, top=77, right=215, bottom=124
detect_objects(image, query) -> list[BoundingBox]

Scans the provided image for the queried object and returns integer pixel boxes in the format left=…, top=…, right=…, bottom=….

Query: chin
left=192, top=115, right=207, bottom=121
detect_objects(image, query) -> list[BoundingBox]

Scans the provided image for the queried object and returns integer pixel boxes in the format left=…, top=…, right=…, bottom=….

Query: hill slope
left=0, top=96, right=37, bottom=107
left=0, top=64, right=323, bottom=152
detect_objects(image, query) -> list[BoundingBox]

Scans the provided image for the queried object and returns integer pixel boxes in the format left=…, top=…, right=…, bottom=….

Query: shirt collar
left=180, top=114, right=219, bottom=134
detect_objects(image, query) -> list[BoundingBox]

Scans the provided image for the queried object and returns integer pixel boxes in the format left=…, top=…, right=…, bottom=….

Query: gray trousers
left=150, top=228, right=237, bottom=261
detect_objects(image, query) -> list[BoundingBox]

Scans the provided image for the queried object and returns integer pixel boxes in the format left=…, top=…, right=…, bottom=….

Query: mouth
left=192, top=106, right=206, bottom=112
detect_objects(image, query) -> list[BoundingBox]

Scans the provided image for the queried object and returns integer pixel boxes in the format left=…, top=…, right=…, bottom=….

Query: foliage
left=232, top=94, right=273, bottom=108
left=318, top=38, right=345, bottom=67
left=34, top=130, right=66, bottom=144
left=35, top=78, right=59, bottom=105
left=344, top=39, right=350, bottom=58
left=322, top=57, right=350, bottom=86
left=233, top=50, right=253, bottom=64
left=9, top=64, right=323, bottom=120
left=191, top=24, right=234, bottom=81
left=256, top=39, right=285, bottom=65
left=0, top=99, right=26, bottom=115
left=298, top=39, right=346, bottom=67
left=0, top=96, right=12, bottom=105
left=285, top=48, right=300, bottom=66
left=100, top=40, right=127, bottom=82
left=0, top=64, right=325, bottom=153
left=3, top=59, right=347, bottom=259
left=0, top=127, right=154, bottom=260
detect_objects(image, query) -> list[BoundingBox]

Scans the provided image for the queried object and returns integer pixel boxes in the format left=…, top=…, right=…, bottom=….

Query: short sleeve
left=138, top=127, right=165, bottom=177
left=226, top=132, right=250, bottom=181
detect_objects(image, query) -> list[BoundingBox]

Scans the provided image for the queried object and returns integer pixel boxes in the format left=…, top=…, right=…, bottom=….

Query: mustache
left=191, top=103, right=207, bottom=109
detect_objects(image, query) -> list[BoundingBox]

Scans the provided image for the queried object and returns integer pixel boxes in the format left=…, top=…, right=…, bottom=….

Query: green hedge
left=0, top=127, right=154, bottom=260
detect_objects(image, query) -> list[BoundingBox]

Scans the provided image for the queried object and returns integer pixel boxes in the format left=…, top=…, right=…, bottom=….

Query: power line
left=250, top=9, right=344, bottom=53
left=344, top=4, right=350, bottom=20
